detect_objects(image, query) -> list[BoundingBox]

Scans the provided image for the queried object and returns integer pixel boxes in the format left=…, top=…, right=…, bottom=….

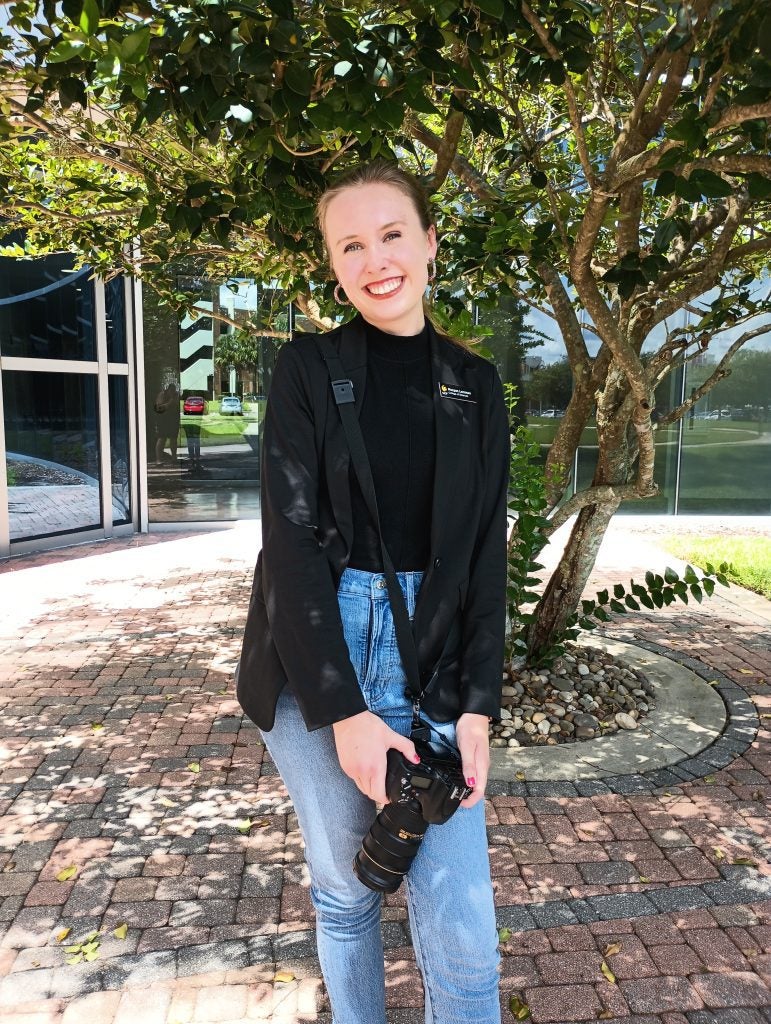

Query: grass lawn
left=659, top=534, right=771, bottom=600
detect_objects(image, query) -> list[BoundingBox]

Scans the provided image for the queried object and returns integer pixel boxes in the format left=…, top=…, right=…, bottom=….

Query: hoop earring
left=334, top=282, right=350, bottom=306
left=428, top=259, right=436, bottom=282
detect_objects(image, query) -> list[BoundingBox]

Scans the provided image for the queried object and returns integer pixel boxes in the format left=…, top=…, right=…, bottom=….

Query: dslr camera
left=353, top=734, right=472, bottom=894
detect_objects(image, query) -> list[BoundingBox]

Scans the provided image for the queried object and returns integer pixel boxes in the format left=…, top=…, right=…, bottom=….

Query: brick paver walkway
left=1, top=522, right=770, bottom=1024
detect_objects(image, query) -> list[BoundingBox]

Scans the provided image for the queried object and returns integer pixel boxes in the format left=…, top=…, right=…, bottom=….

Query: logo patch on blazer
left=438, top=382, right=475, bottom=403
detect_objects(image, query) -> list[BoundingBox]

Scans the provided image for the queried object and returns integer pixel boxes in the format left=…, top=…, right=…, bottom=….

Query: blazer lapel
left=323, top=316, right=368, bottom=555
left=426, top=321, right=469, bottom=564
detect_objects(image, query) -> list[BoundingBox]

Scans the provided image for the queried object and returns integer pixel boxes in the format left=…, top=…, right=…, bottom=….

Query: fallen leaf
left=113, top=923, right=128, bottom=940
left=65, top=955, right=83, bottom=966
left=600, top=961, right=616, bottom=984
left=56, top=928, right=71, bottom=943
left=157, top=797, right=177, bottom=808
left=237, top=819, right=254, bottom=834
left=638, top=876, right=651, bottom=884
left=84, top=949, right=99, bottom=962
left=708, top=680, right=720, bottom=686
left=713, top=847, right=726, bottom=860
left=741, top=948, right=758, bottom=957
left=738, top=669, right=754, bottom=675
left=604, top=942, right=622, bottom=956
left=90, top=722, right=104, bottom=732
left=704, top=775, right=716, bottom=784
left=598, top=1011, right=614, bottom=1020
left=64, top=945, right=82, bottom=954
left=85, top=931, right=100, bottom=942
left=760, top=713, right=771, bottom=719
left=732, top=857, right=758, bottom=868
left=31, top=960, right=40, bottom=967
left=257, top=819, right=270, bottom=828
left=274, top=971, right=295, bottom=983
left=508, top=994, right=531, bottom=1020
left=218, top=688, right=228, bottom=695
left=56, top=865, right=78, bottom=882
left=187, top=762, right=201, bottom=774
left=498, top=927, right=512, bottom=943
left=2, top=861, right=16, bottom=872
left=514, top=770, right=526, bottom=782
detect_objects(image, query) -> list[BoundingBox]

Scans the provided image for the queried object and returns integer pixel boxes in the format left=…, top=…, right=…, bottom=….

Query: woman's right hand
left=332, top=711, right=420, bottom=804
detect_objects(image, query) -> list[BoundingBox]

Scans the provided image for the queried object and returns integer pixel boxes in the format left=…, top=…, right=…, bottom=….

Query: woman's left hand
left=455, top=712, right=490, bottom=809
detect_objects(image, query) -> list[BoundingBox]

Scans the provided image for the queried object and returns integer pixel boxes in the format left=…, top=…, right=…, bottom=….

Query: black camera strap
left=316, top=336, right=426, bottom=726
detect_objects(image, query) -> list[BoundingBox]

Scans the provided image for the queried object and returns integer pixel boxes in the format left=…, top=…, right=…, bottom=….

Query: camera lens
left=353, top=802, right=428, bottom=894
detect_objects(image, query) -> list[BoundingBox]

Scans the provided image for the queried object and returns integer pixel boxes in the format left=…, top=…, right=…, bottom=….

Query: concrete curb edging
left=488, top=636, right=760, bottom=798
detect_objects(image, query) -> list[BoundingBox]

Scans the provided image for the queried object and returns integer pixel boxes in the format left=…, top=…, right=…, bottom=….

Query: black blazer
left=237, top=315, right=510, bottom=732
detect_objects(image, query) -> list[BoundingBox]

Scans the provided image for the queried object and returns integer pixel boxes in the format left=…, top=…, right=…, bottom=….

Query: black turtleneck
left=347, top=320, right=436, bottom=572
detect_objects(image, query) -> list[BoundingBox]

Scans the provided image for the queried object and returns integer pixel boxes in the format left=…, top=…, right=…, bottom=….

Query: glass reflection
left=0, top=249, right=97, bottom=361
left=109, top=376, right=131, bottom=525
left=679, top=342, right=771, bottom=513
left=143, top=275, right=284, bottom=522
left=3, top=371, right=101, bottom=540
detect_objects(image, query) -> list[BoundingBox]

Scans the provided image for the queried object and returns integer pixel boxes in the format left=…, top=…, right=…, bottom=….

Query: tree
left=1, top=0, right=770, bottom=658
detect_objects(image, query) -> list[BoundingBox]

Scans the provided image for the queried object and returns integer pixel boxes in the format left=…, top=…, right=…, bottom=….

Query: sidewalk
left=0, top=519, right=770, bottom=1024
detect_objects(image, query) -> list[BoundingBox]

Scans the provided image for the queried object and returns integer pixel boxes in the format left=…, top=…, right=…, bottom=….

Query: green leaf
left=508, top=993, right=531, bottom=1020
left=187, top=762, right=201, bottom=774
left=690, top=583, right=703, bottom=603
left=476, top=0, right=504, bottom=16
left=113, top=923, right=128, bottom=940
left=613, top=583, right=625, bottom=599
left=120, top=27, right=151, bottom=64
left=79, top=0, right=100, bottom=35
left=47, top=38, right=88, bottom=63
left=609, top=599, right=626, bottom=615
left=624, top=595, right=640, bottom=611
left=596, top=589, right=609, bottom=605
left=498, top=927, right=512, bottom=942
left=57, top=865, right=78, bottom=882
left=664, top=567, right=679, bottom=585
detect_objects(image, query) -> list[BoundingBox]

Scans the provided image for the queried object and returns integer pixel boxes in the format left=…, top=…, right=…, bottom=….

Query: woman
left=237, top=161, right=510, bottom=1024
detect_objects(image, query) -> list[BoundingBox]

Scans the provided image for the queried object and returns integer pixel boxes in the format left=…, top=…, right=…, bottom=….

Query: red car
left=183, top=396, right=206, bottom=415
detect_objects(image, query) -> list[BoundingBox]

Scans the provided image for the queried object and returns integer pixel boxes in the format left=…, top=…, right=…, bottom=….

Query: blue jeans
left=261, top=568, right=501, bottom=1024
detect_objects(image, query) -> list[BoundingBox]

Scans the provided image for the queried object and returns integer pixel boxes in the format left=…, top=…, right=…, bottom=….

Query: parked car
left=183, top=396, right=206, bottom=415
left=220, top=395, right=243, bottom=416
left=541, top=409, right=563, bottom=418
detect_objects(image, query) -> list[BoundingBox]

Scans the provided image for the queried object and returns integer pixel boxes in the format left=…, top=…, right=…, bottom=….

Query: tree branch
left=658, top=325, right=766, bottom=426
left=520, top=1, right=597, bottom=188
left=545, top=480, right=658, bottom=535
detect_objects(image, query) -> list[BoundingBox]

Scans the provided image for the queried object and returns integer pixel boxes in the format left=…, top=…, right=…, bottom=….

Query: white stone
left=499, top=708, right=512, bottom=720
left=615, top=712, right=638, bottom=730
left=537, top=719, right=551, bottom=735
left=507, top=738, right=520, bottom=748
left=577, top=663, right=590, bottom=676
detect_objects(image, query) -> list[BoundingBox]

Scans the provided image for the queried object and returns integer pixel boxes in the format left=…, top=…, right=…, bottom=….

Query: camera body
left=353, top=736, right=472, bottom=893
left=386, top=739, right=472, bottom=824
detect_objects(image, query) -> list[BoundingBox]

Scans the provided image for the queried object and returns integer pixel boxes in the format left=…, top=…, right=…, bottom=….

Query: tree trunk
left=526, top=498, right=619, bottom=659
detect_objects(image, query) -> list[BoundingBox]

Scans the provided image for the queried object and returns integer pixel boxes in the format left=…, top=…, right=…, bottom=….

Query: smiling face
left=323, top=182, right=437, bottom=336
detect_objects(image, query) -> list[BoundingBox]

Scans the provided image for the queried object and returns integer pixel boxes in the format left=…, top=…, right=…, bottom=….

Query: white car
left=220, top=395, right=243, bottom=416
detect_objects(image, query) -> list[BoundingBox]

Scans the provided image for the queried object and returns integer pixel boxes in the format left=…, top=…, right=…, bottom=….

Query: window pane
left=679, top=339, right=771, bottom=513
left=142, top=276, right=282, bottom=522
left=109, top=376, right=131, bottom=525
left=4, top=371, right=101, bottom=541
left=105, top=277, right=127, bottom=363
left=0, top=252, right=97, bottom=360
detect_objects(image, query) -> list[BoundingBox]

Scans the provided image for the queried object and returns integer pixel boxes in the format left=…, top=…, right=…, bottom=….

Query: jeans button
left=434, top=557, right=442, bottom=568
left=376, top=579, right=386, bottom=589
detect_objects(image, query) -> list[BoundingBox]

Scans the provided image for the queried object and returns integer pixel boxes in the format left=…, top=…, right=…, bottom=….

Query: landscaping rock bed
left=490, top=644, right=656, bottom=748
left=7, top=457, right=84, bottom=487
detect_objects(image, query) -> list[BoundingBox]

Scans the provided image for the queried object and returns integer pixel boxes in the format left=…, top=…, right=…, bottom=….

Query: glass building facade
left=482, top=291, right=771, bottom=517
left=0, top=256, right=768, bottom=559
left=0, top=245, right=139, bottom=555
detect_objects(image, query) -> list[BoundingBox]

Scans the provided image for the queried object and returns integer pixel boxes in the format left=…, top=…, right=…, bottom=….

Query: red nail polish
left=467, top=776, right=476, bottom=787
left=413, top=754, right=421, bottom=763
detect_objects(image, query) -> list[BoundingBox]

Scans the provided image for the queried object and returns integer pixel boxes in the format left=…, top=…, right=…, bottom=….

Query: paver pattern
left=0, top=523, right=770, bottom=1023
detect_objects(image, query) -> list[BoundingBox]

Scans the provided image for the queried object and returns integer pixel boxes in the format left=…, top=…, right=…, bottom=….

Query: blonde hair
left=316, top=160, right=434, bottom=242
